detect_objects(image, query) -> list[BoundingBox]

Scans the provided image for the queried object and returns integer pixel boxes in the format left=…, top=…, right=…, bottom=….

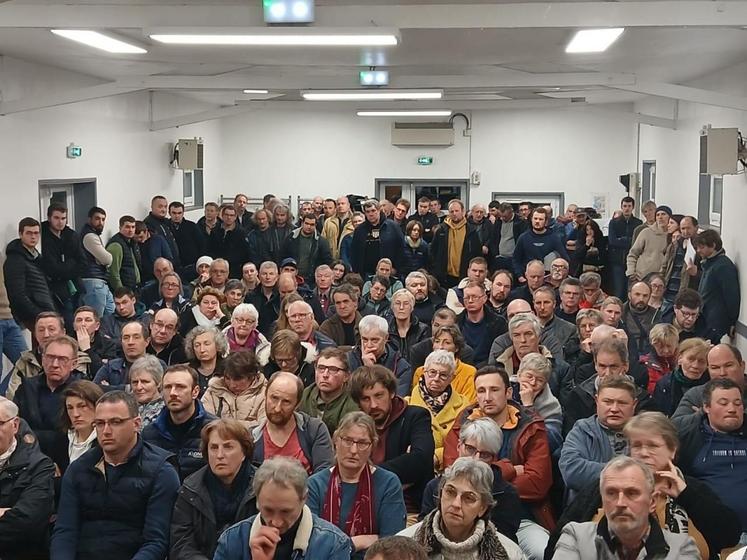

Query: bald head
left=591, top=324, right=628, bottom=348
left=708, top=344, right=746, bottom=386
left=277, top=272, right=298, bottom=298
left=507, top=299, right=532, bottom=319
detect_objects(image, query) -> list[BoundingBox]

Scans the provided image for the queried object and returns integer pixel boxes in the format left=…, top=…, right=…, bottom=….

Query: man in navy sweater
left=512, top=208, right=569, bottom=282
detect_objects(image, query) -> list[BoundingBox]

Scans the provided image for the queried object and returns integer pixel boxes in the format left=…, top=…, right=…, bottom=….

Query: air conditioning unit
left=700, top=127, right=740, bottom=175
left=391, top=122, right=454, bottom=147
left=175, top=138, right=204, bottom=170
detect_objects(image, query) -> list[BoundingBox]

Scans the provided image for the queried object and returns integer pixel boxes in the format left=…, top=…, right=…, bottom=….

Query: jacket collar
left=596, top=514, right=669, bottom=558
left=250, top=504, right=314, bottom=554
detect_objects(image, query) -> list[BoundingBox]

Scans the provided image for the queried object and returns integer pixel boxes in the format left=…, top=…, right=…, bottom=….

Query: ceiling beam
left=1, top=2, right=746, bottom=29
left=150, top=104, right=259, bottom=131
left=580, top=105, right=678, bottom=129
left=611, top=80, right=747, bottom=112
left=0, top=82, right=141, bottom=115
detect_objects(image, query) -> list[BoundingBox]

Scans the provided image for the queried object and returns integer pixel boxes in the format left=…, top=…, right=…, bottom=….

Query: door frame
left=375, top=178, right=470, bottom=208
left=492, top=191, right=565, bottom=217
left=38, top=177, right=97, bottom=231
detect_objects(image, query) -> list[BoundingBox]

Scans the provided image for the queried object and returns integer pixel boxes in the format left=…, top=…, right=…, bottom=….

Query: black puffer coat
left=3, top=239, right=55, bottom=325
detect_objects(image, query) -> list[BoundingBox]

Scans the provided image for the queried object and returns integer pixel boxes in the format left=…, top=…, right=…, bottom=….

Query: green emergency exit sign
left=417, top=156, right=433, bottom=165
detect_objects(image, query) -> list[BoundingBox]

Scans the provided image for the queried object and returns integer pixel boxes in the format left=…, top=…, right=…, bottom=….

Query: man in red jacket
left=442, top=365, right=553, bottom=560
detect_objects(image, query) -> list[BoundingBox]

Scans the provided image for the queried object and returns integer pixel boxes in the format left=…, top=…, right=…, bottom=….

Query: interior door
left=39, top=185, right=76, bottom=228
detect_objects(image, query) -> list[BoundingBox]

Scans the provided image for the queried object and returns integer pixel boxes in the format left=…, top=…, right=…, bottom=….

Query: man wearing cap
left=626, top=205, right=671, bottom=282
left=281, top=214, right=333, bottom=288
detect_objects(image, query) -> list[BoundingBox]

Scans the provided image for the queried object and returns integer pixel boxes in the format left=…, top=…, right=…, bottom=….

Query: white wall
left=0, top=56, right=220, bottom=245
left=218, top=105, right=637, bottom=216
left=635, top=60, right=747, bottom=350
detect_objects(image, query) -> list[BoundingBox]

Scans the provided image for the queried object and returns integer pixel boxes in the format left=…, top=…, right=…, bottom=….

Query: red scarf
left=321, top=465, right=376, bottom=537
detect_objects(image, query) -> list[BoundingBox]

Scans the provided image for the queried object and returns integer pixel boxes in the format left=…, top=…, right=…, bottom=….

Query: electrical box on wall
left=175, top=139, right=204, bottom=170
left=700, top=127, right=738, bottom=175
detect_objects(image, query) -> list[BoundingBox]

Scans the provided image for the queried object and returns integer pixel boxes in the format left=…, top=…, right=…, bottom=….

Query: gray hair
left=424, top=349, right=456, bottom=375
left=508, top=312, right=542, bottom=338
left=358, top=315, right=388, bottom=338
left=458, top=417, right=503, bottom=458
left=600, top=456, right=655, bottom=495
left=580, top=271, right=602, bottom=288
left=518, top=352, right=552, bottom=380
left=184, top=325, right=229, bottom=360
left=439, top=457, right=495, bottom=510
left=391, top=288, right=415, bottom=306
left=253, top=456, right=309, bottom=500
left=231, top=303, right=259, bottom=322
left=259, top=261, right=278, bottom=273
left=129, top=355, right=164, bottom=386
left=0, top=397, right=19, bottom=419
left=210, top=258, right=229, bottom=271
left=405, top=271, right=428, bottom=286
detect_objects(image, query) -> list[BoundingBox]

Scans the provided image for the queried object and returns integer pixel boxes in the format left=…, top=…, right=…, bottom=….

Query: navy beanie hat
left=656, top=205, right=673, bottom=217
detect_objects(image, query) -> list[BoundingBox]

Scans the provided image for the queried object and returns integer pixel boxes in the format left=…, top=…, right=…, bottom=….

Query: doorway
left=492, top=192, right=565, bottom=218
left=375, top=179, right=469, bottom=210
left=38, top=178, right=97, bottom=230
left=642, top=160, right=656, bottom=203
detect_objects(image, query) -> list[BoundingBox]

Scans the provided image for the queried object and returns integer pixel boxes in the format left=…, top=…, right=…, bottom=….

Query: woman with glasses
left=202, top=350, right=267, bottom=430
left=401, top=457, right=524, bottom=560
left=149, top=271, right=190, bottom=316
left=307, top=412, right=406, bottom=559
left=170, top=419, right=258, bottom=559
left=223, top=303, right=268, bottom=355
left=644, top=272, right=666, bottom=311
left=61, top=380, right=104, bottom=468
left=547, top=412, right=740, bottom=560
left=129, top=355, right=165, bottom=428
left=406, top=350, right=470, bottom=472
left=185, top=325, right=228, bottom=397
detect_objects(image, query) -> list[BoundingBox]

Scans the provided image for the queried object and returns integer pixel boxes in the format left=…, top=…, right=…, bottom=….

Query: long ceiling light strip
left=51, top=30, right=147, bottom=53
left=150, top=34, right=398, bottom=46
left=303, top=90, right=442, bottom=101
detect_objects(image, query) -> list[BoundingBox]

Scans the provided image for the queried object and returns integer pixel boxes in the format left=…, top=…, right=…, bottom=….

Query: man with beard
left=233, top=192, right=254, bottom=230
left=621, top=281, right=656, bottom=357
left=430, top=199, right=483, bottom=289
left=144, top=195, right=180, bottom=268
left=405, top=271, right=440, bottom=324
left=350, top=365, right=434, bottom=515
left=546, top=258, right=569, bottom=293
left=251, top=371, right=333, bottom=474
left=208, top=205, right=250, bottom=279
left=512, top=208, right=568, bottom=282
left=142, top=365, right=216, bottom=481
left=79, top=206, right=114, bottom=317
left=489, top=270, right=513, bottom=316
left=552, top=456, right=699, bottom=559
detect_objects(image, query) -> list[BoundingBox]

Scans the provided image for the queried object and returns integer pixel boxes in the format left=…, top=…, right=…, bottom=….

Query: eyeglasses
left=275, top=357, right=297, bottom=366
left=424, top=368, right=452, bottom=381
left=42, top=354, right=74, bottom=366
left=441, top=484, right=480, bottom=505
left=93, top=417, right=134, bottom=429
left=338, top=436, right=372, bottom=451
left=462, top=443, right=495, bottom=461
left=233, top=317, right=257, bottom=325
left=161, top=282, right=180, bottom=289
left=463, top=294, right=485, bottom=302
left=518, top=371, right=546, bottom=384
left=152, top=321, right=176, bottom=332
left=317, top=365, right=346, bottom=375
left=288, top=313, right=311, bottom=320
left=677, top=309, right=699, bottom=319
left=0, top=416, right=17, bottom=426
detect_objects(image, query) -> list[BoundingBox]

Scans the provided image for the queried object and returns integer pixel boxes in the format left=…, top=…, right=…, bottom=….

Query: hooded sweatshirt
left=371, top=395, right=407, bottom=465
left=444, top=217, right=467, bottom=278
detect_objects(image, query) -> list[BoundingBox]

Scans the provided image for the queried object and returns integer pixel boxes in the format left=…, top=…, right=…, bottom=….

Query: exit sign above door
left=417, top=156, right=433, bottom=165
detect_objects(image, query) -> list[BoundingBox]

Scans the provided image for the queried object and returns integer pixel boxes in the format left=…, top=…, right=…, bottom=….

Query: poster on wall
left=591, top=193, right=608, bottom=218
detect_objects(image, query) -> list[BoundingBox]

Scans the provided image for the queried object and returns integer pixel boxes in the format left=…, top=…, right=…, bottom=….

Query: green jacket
left=299, top=384, right=359, bottom=436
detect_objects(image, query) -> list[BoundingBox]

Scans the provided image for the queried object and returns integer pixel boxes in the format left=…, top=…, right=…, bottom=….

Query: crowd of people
left=0, top=191, right=744, bottom=560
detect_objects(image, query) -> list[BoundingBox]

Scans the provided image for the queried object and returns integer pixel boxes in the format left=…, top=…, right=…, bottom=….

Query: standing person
left=144, top=195, right=180, bottom=268
left=400, top=221, right=430, bottom=280
left=3, top=218, right=55, bottom=331
left=41, top=202, right=85, bottom=330
left=322, top=195, right=355, bottom=260
left=350, top=200, right=405, bottom=278
left=0, top=263, right=28, bottom=390
left=246, top=209, right=275, bottom=266
left=408, top=196, right=439, bottom=243
left=661, top=215, right=699, bottom=309
left=621, top=281, right=656, bottom=357
left=430, top=199, right=483, bottom=289
left=491, top=202, right=528, bottom=273
left=626, top=205, right=670, bottom=282
left=106, top=216, right=141, bottom=292
left=209, top=205, right=250, bottom=280
left=281, top=214, right=334, bottom=286
left=79, top=206, right=114, bottom=317
left=134, top=221, right=173, bottom=285
left=391, top=198, right=411, bottom=232
left=234, top=193, right=254, bottom=230
left=694, top=229, right=740, bottom=343
left=52, top=390, right=180, bottom=560
left=196, top=202, right=221, bottom=240
left=606, top=196, right=642, bottom=299
left=168, top=201, right=205, bottom=281
left=270, top=204, right=295, bottom=259
left=512, top=208, right=569, bottom=282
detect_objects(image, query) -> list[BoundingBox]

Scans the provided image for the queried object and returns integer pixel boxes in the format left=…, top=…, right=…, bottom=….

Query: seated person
left=640, top=323, right=679, bottom=395
left=94, top=321, right=157, bottom=390
left=129, top=355, right=165, bottom=428
left=560, top=308, right=603, bottom=371
left=285, top=300, right=336, bottom=352
left=386, top=289, right=431, bottom=366
left=363, top=536, right=428, bottom=560
left=409, top=307, right=475, bottom=369
left=213, top=457, right=353, bottom=560
left=488, top=300, right=564, bottom=365
left=100, top=287, right=151, bottom=354
left=653, top=337, right=710, bottom=416
left=420, top=417, right=522, bottom=544
left=347, top=316, right=413, bottom=397
left=533, top=286, right=576, bottom=351
left=307, top=412, right=406, bottom=558
left=547, top=412, right=741, bottom=560
left=399, top=458, right=524, bottom=560
left=350, top=365, right=434, bottom=514
left=559, top=376, right=636, bottom=503
left=360, top=275, right=391, bottom=316
left=201, top=350, right=267, bottom=430
left=252, top=371, right=333, bottom=474
left=577, top=271, right=606, bottom=310
left=224, top=303, right=269, bottom=355
left=146, top=308, right=188, bottom=365
left=0, top=397, right=55, bottom=560
left=61, top=380, right=103, bottom=469
left=551, top=456, right=700, bottom=559
left=264, top=329, right=316, bottom=387
left=444, top=256, right=492, bottom=315
left=148, top=270, right=190, bottom=316
left=406, top=350, right=470, bottom=472
left=184, top=325, right=227, bottom=396
left=142, top=365, right=217, bottom=481
left=411, top=324, right=477, bottom=402
left=71, top=306, right=118, bottom=374
left=299, top=347, right=359, bottom=436
left=52, top=391, right=180, bottom=560
left=179, top=287, right=229, bottom=338
left=668, top=289, right=709, bottom=341
left=456, top=280, right=508, bottom=367
left=320, top=283, right=363, bottom=347
left=170, top=418, right=258, bottom=559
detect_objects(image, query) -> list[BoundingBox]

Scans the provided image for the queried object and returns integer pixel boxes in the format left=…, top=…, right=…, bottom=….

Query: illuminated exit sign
left=417, top=156, right=433, bottom=166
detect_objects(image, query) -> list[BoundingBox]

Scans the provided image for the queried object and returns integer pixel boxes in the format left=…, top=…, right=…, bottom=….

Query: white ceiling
left=1, top=0, right=747, bottom=123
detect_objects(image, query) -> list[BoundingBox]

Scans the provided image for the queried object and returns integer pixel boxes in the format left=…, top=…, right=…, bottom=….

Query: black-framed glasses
left=0, top=416, right=17, bottom=426
left=93, top=417, right=135, bottom=429
left=338, top=436, right=372, bottom=451
left=462, top=443, right=495, bottom=461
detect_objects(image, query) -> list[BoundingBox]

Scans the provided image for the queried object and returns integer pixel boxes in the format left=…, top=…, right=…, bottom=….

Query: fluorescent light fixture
left=264, top=0, right=314, bottom=23
left=357, top=110, right=452, bottom=117
left=566, top=28, right=624, bottom=53
left=51, top=29, right=147, bottom=53
left=303, top=90, right=442, bottom=101
left=242, top=89, right=269, bottom=94
left=360, top=70, right=389, bottom=86
left=150, top=32, right=397, bottom=47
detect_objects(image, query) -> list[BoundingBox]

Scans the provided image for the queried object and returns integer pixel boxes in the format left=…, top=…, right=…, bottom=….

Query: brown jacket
left=319, top=312, right=361, bottom=347
left=201, top=374, right=267, bottom=430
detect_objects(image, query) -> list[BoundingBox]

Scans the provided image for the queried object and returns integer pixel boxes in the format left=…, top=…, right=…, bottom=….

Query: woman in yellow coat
left=411, top=324, right=477, bottom=403
left=406, top=349, right=470, bottom=472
